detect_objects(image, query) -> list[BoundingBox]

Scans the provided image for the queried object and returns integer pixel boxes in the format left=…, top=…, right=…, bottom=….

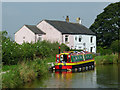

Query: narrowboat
left=55, top=51, right=94, bottom=71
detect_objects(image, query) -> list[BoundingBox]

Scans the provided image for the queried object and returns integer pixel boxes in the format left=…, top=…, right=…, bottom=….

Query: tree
left=90, top=2, right=120, bottom=48
left=110, top=40, right=119, bottom=54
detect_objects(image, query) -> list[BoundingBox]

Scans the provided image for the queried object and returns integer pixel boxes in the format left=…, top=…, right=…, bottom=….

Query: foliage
left=2, top=31, right=70, bottom=65
left=2, top=58, right=50, bottom=88
left=97, top=46, right=112, bottom=55
left=110, top=40, right=119, bottom=53
left=95, top=54, right=118, bottom=65
left=2, top=65, right=17, bottom=72
left=2, top=67, right=23, bottom=88
left=89, top=2, right=120, bottom=48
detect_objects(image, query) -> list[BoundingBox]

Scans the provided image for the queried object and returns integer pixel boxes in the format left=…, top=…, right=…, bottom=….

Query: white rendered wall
left=73, top=35, right=96, bottom=53
left=62, top=34, right=74, bottom=49
left=15, top=25, right=35, bottom=44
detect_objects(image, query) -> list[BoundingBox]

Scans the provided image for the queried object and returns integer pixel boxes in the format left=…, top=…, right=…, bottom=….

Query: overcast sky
left=2, top=2, right=113, bottom=39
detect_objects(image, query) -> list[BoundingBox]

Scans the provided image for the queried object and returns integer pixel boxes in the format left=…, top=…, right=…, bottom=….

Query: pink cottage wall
left=37, top=20, right=62, bottom=43
left=15, top=25, right=35, bottom=44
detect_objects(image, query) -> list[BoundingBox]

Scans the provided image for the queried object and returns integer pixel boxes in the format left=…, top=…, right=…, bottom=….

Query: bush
left=2, top=33, right=69, bottom=65
left=95, top=54, right=118, bottom=65
left=97, top=46, right=112, bottom=55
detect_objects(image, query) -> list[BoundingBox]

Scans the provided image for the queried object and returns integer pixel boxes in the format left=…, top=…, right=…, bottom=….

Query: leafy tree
left=90, top=2, right=120, bottom=48
left=110, top=40, right=119, bottom=53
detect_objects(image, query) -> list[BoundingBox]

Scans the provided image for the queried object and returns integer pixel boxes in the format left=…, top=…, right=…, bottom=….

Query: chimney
left=76, top=17, right=82, bottom=24
left=66, top=16, right=69, bottom=22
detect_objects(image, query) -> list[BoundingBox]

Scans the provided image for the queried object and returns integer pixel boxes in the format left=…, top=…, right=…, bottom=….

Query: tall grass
left=2, top=58, right=50, bottom=88
left=95, top=54, right=118, bottom=65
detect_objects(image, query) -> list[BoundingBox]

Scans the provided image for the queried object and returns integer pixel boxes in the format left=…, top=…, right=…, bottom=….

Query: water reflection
left=55, top=71, right=73, bottom=80
left=96, top=64, right=119, bottom=88
left=23, top=64, right=120, bottom=88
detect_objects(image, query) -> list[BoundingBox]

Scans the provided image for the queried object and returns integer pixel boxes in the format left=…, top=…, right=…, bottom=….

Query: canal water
left=24, top=64, right=120, bottom=88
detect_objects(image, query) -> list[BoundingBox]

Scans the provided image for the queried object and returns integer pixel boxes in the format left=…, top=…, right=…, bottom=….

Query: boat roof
left=58, top=51, right=92, bottom=55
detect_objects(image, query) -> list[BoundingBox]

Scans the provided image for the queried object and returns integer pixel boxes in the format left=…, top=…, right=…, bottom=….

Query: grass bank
left=2, top=57, right=54, bottom=88
left=94, top=54, right=118, bottom=65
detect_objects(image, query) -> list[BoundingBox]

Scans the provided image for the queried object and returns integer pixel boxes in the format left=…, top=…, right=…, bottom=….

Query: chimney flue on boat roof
left=59, top=46, right=60, bottom=54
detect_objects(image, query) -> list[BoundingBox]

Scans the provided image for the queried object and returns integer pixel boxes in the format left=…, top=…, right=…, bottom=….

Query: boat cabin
left=56, top=51, right=93, bottom=63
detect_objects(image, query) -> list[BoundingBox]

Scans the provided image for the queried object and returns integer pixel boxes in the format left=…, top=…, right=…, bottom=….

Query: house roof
left=25, top=25, right=45, bottom=34
left=44, top=20, right=95, bottom=35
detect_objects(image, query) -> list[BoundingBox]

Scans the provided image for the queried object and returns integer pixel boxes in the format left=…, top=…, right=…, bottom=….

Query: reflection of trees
left=118, top=64, right=120, bottom=89
left=96, top=65, right=118, bottom=88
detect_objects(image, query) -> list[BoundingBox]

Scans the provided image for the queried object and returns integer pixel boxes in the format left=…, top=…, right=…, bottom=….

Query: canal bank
left=2, top=54, right=119, bottom=88
left=23, top=64, right=120, bottom=88
left=2, top=57, right=54, bottom=88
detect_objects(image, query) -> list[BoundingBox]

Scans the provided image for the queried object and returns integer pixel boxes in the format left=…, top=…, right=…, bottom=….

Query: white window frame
left=90, top=37, right=93, bottom=43
left=65, top=35, right=69, bottom=43
left=79, top=36, right=82, bottom=42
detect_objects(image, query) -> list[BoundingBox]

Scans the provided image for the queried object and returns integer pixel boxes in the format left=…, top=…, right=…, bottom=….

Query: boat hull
left=55, top=60, right=94, bottom=70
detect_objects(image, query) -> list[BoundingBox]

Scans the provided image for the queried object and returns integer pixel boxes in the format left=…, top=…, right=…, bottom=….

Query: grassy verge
left=2, top=65, right=17, bottom=72
left=94, top=54, right=118, bottom=65
left=2, top=57, right=52, bottom=88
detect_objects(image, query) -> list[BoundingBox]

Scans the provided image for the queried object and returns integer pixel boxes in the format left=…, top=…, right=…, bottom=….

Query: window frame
left=65, top=35, right=69, bottom=43
left=90, top=37, right=93, bottom=43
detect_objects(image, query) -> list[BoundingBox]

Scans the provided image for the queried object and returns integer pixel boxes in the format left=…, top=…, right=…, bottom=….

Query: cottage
left=15, top=25, right=45, bottom=44
left=15, top=17, right=96, bottom=53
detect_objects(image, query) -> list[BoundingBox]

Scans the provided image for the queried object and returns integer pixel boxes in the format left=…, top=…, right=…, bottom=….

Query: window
left=23, top=36, right=25, bottom=39
left=79, top=36, right=82, bottom=42
left=79, top=37, right=81, bottom=42
left=38, top=34, right=41, bottom=36
left=65, top=35, right=68, bottom=42
left=75, top=36, right=77, bottom=41
left=90, top=47, right=93, bottom=52
left=38, top=37, right=42, bottom=41
left=83, top=43, right=86, bottom=46
left=90, top=37, right=93, bottom=43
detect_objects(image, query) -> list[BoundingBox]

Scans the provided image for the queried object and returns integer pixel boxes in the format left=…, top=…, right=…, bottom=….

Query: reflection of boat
left=55, top=71, right=73, bottom=80
left=55, top=51, right=94, bottom=71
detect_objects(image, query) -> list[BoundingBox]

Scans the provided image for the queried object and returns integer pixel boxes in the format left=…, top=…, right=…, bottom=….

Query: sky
left=2, top=2, right=115, bottom=39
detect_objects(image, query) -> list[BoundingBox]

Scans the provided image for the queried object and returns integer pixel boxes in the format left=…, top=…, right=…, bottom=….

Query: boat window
left=80, top=56, right=83, bottom=60
left=60, top=55, right=63, bottom=62
left=63, top=54, right=67, bottom=62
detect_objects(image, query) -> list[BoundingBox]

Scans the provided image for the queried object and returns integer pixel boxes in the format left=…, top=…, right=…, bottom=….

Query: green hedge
left=2, top=40, right=69, bottom=65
